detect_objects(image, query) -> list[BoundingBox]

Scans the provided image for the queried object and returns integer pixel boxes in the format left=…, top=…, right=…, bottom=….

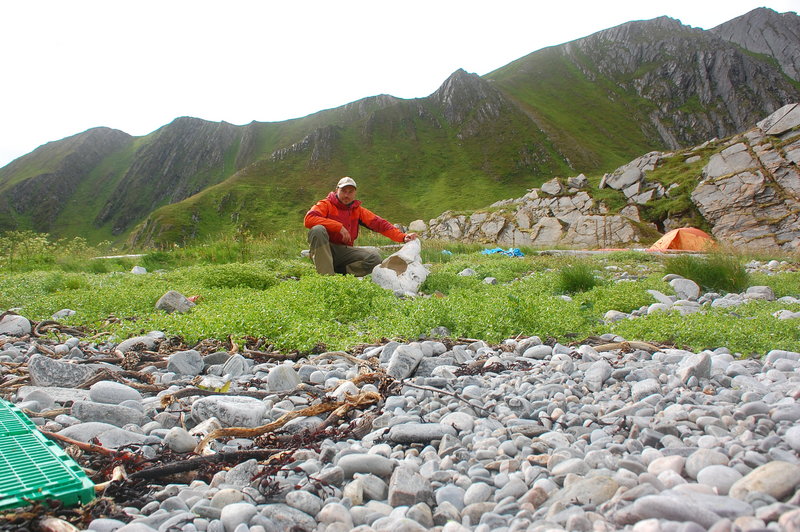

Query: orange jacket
left=305, top=192, right=406, bottom=246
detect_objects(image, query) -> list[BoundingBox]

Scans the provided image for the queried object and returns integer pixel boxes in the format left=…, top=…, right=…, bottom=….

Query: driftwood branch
left=22, top=407, right=70, bottom=419
left=40, top=430, right=140, bottom=461
left=76, top=369, right=163, bottom=392
left=160, top=388, right=274, bottom=408
left=129, top=448, right=285, bottom=480
left=305, top=351, right=373, bottom=368
left=195, top=390, right=381, bottom=454
left=243, top=349, right=303, bottom=362
left=160, top=384, right=326, bottom=409
left=594, top=341, right=661, bottom=353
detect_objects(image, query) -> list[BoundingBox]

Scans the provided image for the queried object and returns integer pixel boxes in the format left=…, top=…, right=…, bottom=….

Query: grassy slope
left=51, top=137, right=147, bottom=242
left=130, top=94, right=576, bottom=246
left=0, top=141, right=73, bottom=191
left=486, top=45, right=660, bottom=172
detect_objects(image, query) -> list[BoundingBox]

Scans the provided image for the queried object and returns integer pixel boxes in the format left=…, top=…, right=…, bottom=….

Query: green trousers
left=307, top=225, right=382, bottom=276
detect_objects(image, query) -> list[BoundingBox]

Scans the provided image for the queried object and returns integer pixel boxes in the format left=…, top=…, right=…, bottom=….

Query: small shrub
left=41, top=272, right=66, bottom=293
left=420, top=271, right=483, bottom=295
left=87, top=259, right=111, bottom=274
left=41, top=272, right=87, bottom=292
left=604, top=250, right=658, bottom=263
left=556, top=262, right=601, bottom=294
left=64, top=273, right=88, bottom=290
left=199, top=263, right=279, bottom=290
left=576, top=276, right=667, bottom=314
left=140, top=251, right=176, bottom=271
left=665, top=253, right=749, bottom=293
left=56, top=256, right=89, bottom=272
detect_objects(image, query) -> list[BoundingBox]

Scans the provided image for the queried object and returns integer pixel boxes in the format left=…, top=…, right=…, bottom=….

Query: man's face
left=336, top=185, right=357, bottom=205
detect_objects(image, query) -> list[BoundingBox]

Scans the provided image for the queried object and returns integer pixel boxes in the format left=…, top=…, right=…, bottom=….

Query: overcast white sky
left=1, top=0, right=798, bottom=168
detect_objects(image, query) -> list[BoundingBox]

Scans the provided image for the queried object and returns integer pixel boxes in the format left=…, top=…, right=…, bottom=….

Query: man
left=304, top=176, right=418, bottom=276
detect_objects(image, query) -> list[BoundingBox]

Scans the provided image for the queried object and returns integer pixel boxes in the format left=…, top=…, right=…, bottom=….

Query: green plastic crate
left=0, top=399, right=95, bottom=510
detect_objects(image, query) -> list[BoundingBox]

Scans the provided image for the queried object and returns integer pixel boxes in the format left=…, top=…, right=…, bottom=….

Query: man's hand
left=339, top=226, right=353, bottom=245
left=403, top=233, right=418, bottom=242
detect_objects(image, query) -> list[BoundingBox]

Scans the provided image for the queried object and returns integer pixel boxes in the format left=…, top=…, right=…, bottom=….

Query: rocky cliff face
left=562, top=15, right=799, bottom=150
left=429, top=69, right=507, bottom=137
left=94, top=117, right=247, bottom=234
left=270, top=125, right=341, bottom=166
left=691, top=104, right=800, bottom=250
left=712, top=7, right=800, bottom=82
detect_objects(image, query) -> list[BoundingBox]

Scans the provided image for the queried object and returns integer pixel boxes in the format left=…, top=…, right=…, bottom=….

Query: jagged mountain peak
left=712, top=7, right=800, bottom=81
left=431, top=68, right=505, bottom=126
left=340, top=94, right=401, bottom=115
left=578, top=15, right=694, bottom=45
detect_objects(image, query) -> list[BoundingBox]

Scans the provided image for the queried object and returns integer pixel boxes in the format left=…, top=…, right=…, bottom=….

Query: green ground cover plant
left=1, top=235, right=798, bottom=355
left=608, top=301, right=800, bottom=356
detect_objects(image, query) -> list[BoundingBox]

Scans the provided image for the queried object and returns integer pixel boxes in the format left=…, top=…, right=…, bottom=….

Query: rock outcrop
left=560, top=15, right=799, bottom=150
left=425, top=184, right=652, bottom=249
left=691, top=104, right=800, bottom=251
left=429, top=69, right=507, bottom=137
left=425, top=104, right=800, bottom=251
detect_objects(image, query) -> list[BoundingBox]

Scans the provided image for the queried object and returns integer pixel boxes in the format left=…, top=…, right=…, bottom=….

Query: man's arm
left=358, top=206, right=409, bottom=243
left=305, top=200, right=354, bottom=244
left=305, top=200, right=341, bottom=233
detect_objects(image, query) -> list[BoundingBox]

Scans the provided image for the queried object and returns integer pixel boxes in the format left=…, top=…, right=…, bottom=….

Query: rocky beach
left=1, top=263, right=800, bottom=532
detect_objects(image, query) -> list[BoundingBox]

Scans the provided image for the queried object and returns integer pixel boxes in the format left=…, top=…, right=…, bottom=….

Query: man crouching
left=304, top=176, right=418, bottom=276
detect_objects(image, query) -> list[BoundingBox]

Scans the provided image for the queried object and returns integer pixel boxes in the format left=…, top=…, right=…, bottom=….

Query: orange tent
left=648, top=227, right=715, bottom=252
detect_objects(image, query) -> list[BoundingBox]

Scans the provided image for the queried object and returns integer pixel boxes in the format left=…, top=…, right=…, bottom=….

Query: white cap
left=337, top=176, right=357, bottom=188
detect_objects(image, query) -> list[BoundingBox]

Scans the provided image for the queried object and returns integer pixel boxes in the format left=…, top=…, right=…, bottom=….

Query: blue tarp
left=481, top=247, right=525, bottom=257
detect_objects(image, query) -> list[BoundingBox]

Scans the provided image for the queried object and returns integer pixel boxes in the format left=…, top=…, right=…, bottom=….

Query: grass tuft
left=664, top=252, right=750, bottom=293
left=556, top=262, right=602, bottom=294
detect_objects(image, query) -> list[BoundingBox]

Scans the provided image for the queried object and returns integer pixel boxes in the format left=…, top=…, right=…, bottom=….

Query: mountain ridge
left=1, top=7, right=798, bottom=247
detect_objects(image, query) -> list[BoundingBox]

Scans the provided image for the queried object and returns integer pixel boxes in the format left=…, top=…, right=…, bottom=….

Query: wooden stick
left=194, top=391, right=381, bottom=454
left=243, top=349, right=301, bottom=362
left=22, top=407, right=70, bottom=419
left=594, top=341, right=661, bottom=353
left=40, top=430, right=140, bottom=461
left=0, top=375, right=29, bottom=390
left=33, top=342, right=56, bottom=357
left=160, top=388, right=274, bottom=408
left=306, top=351, right=367, bottom=366
left=129, top=448, right=285, bottom=480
